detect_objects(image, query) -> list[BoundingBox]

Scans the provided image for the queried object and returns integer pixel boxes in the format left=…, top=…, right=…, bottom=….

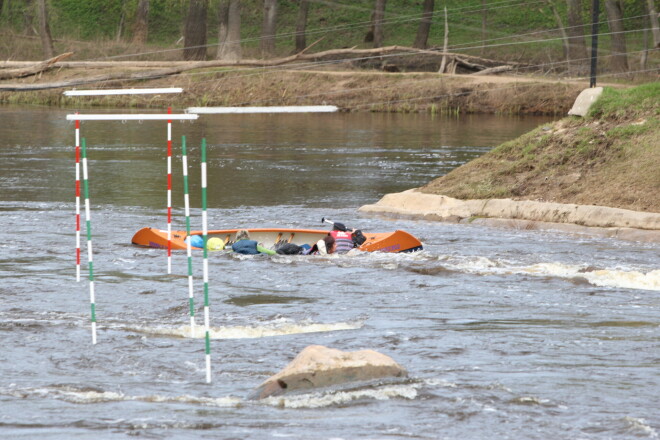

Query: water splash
left=0, top=384, right=240, bottom=407
left=441, top=255, right=660, bottom=291
left=260, top=383, right=419, bottom=409
left=129, top=318, right=363, bottom=339
left=624, top=416, right=659, bottom=438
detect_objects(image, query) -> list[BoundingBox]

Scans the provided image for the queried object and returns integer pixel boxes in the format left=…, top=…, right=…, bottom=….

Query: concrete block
left=568, top=87, right=604, bottom=117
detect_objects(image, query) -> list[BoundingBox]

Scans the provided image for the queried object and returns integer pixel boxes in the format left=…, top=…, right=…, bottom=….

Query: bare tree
left=413, top=0, right=434, bottom=49
left=566, top=0, right=588, bottom=75
left=116, top=0, right=127, bottom=42
left=37, top=0, right=54, bottom=58
left=261, top=0, right=277, bottom=57
left=217, top=0, right=241, bottom=61
left=604, top=0, right=628, bottom=72
left=544, top=0, right=569, bottom=63
left=646, top=0, right=660, bottom=48
left=217, top=0, right=229, bottom=55
left=184, top=0, right=208, bottom=61
left=132, top=0, right=149, bottom=44
left=23, top=0, right=37, bottom=36
left=439, top=6, right=449, bottom=73
left=295, top=0, right=309, bottom=53
left=373, top=0, right=386, bottom=48
left=481, top=0, right=487, bottom=54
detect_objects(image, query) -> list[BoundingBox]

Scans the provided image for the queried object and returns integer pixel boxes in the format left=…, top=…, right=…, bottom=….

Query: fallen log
left=0, top=45, right=527, bottom=92
left=0, top=52, right=73, bottom=80
left=472, top=65, right=514, bottom=76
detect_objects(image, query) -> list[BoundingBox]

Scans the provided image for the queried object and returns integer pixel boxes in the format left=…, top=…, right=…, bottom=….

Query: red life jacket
left=329, top=230, right=354, bottom=254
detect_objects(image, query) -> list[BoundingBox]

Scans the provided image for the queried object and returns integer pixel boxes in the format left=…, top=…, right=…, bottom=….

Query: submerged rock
left=249, top=345, right=407, bottom=399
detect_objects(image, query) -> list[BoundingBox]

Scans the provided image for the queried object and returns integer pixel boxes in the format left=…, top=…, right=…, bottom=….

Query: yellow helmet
left=206, top=237, right=225, bottom=251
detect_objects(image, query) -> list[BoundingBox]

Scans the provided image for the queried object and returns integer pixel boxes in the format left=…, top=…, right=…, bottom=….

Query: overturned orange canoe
left=131, top=227, right=423, bottom=253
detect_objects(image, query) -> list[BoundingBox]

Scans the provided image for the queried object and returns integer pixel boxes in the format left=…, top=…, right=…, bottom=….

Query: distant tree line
left=0, top=0, right=657, bottom=74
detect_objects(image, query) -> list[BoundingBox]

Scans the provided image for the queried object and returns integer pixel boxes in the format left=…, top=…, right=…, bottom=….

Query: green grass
left=589, top=82, right=660, bottom=119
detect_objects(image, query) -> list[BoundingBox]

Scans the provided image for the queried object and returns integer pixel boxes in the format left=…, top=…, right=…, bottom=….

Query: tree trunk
left=646, top=0, right=660, bottom=48
left=566, top=0, right=588, bottom=75
left=23, top=0, right=37, bottom=36
left=295, top=0, right=309, bottom=53
left=439, top=7, right=449, bottom=73
left=261, top=0, right=277, bottom=57
left=216, top=0, right=229, bottom=58
left=481, top=0, right=487, bottom=54
left=373, top=0, right=386, bottom=48
left=413, top=0, right=434, bottom=49
left=36, top=0, right=54, bottom=59
left=224, top=0, right=242, bottom=61
left=545, top=0, right=569, bottom=62
left=116, top=0, right=126, bottom=42
left=604, top=0, right=628, bottom=72
left=640, top=26, right=649, bottom=69
left=184, top=0, right=208, bottom=61
left=132, top=0, right=149, bottom=44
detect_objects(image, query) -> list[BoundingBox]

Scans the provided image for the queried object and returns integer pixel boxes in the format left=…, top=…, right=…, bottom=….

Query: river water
left=0, top=107, right=658, bottom=440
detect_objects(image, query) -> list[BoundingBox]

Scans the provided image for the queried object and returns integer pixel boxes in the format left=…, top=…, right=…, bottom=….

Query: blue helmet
left=188, top=235, right=204, bottom=248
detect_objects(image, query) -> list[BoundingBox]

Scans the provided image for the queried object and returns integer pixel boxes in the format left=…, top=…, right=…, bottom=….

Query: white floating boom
left=185, top=105, right=339, bottom=114
left=63, top=88, right=183, bottom=96
left=66, top=114, right=198, bottom=121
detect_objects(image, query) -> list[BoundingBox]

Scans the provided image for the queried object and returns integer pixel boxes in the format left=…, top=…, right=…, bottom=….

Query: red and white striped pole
left=167, top=107, right=172, bottom=274
left=75, top=116, right=81, bottom=282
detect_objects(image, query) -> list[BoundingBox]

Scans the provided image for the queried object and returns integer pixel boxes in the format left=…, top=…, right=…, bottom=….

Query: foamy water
left=128, top=319, right=364, bottom=339
left=441, top=256, right=660, bottom=291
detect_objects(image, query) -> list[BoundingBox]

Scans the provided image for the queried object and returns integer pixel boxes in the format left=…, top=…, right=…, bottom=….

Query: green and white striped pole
left=201, top=138, right=211, bottom=383
left=181, top=136, right=196, bottom=336
left=81, top=138, right=97, bottom=344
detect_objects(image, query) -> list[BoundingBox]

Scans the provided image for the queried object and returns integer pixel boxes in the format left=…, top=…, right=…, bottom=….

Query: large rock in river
left=250, top=345, right=407, bottom=399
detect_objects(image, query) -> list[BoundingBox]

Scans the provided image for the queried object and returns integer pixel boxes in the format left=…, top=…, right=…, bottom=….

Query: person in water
left=231, top=229, right=276, bottom=255
left=328, top=222, right=355, bottom=254
left=309, top=235, right=336, bottom=255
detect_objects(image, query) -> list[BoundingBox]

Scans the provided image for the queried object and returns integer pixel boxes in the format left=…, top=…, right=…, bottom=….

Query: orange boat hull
left=131, top=227, right=423, bottom=253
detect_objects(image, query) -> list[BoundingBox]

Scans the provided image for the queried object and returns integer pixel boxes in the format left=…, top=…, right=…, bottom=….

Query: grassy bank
left=420, top=82, right=660, bottom=212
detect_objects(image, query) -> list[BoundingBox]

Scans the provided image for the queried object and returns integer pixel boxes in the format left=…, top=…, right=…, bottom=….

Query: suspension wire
left=172, top=26, right=653, bottom=90
left=94, top=0, right=549, bottom=61
left=74, top=22, right=653, bottom=101
left=448, top=14, right=650, bottom=50
left=86, top=11, right=651, bottom=89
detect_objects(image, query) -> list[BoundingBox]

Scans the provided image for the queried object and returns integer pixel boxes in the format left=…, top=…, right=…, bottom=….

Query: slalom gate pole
left=201, top=138, right=212, bottom=383
left=181, top=136, right=196, bottom=336
left=75, top=117, right=81, bottom=282
left=81, top=138, right=97, bottom=344
left=167, top=107, right=173, bottom=274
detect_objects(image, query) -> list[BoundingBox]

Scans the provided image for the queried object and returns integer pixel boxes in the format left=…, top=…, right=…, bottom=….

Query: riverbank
left=360, top=83, right=660, bottom=242
left=0, top=65, right=590, bottom=115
